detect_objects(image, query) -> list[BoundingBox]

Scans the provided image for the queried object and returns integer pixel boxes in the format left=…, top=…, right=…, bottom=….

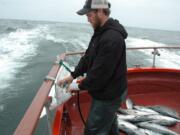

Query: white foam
left=45, top=34, right=67, bottom=43
left=0, top=26, right=47, bottom=90
left=126, top=37, right=180, bottom=69
left=44, top=33, right=89, bottom=50
left=70, top=38, right=88, bottom=50
left=126, top=37, right=166, bottom=48
left=154, top=49, right=180, bottom=68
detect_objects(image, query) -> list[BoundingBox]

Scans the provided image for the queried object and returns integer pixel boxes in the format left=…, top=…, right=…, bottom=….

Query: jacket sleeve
left=71, top=50, right=89, bottom=79
left=78, top=36, right=124, bottom=91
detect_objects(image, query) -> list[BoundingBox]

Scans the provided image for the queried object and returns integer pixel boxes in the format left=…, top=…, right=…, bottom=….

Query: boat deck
left=63, top=91, right=180, bottom=135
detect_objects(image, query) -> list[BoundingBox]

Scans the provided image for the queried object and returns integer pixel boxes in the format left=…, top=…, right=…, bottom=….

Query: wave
left=5, top=27, right=17, bottom=33
left=0, top=27, right=18, bottom=35
left=126, top=37, right=166, bottom=47
left=126, top=37, right=180, bottom=68
left=44, top=34, right=88, bottom=51
left=0, top=25, right=48, bottom=90
left=45, top=34, right=67, bottom=44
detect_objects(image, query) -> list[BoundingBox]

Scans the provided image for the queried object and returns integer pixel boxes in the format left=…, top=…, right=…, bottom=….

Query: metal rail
left=13, top=46, right=180, bottom=135
left=127, top=46, right=180, bottom=50
left=65, top=46, right=180, bottom=68
left=65, top=46, right=180, bottom=55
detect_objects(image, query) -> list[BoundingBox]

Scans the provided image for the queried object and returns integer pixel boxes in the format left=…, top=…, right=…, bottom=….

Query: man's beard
left=92, top=15, right=101, bottom=30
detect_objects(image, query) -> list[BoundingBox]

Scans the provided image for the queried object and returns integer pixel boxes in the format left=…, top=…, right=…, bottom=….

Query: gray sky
left=0, top=0, right=180, bottom=31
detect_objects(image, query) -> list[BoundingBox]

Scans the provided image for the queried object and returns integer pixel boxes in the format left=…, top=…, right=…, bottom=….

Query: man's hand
left=66, top=81, right=80, bottom=93
left=57, top=75, right=74, bottom=87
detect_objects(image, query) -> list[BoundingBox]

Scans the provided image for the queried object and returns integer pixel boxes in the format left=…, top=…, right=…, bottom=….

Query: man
left=58, top=0, right=128, bottom=134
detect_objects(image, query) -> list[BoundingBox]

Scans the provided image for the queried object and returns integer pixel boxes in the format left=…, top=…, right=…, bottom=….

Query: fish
left=139, top=128, right=163, bottom=135
left=137, top=122, right=179, bottom=135
left=147, top=105, right=180, bottom=120
left=133, top=105, right=159, bottom=114
left=145, top=119, right=178, bottom=127
left=118, top=108, right=158, bottom=116
left=125, top=98, right=159, bottom=114
left=126, top=98, right=134, bottom=109
left=117, top=98, right=180, bottom=135
left=117, top=114, right=158, bottom=123
left=117, top=113, right=179, bottom=124
left=138, top=114, right=180, bottom=124
left=117, top=114, right=138, bottom=121
left=117, top=118, right=147, bottom=135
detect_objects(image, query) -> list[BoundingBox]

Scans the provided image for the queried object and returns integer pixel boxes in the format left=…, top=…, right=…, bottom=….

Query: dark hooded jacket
left=71, top=18, right=128, bottom=100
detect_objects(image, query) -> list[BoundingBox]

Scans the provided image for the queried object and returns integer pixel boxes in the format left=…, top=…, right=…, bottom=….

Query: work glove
left=57, top=75, right=73, bottom=87
left=67, top=81, right=80, bottom=93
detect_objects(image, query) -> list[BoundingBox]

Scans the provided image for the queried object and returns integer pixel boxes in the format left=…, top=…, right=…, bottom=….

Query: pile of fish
left=116, top=98, right=180, bottom=135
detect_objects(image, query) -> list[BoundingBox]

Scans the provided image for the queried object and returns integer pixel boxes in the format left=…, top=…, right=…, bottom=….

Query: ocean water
left=0, top=19, right=180, bottom=135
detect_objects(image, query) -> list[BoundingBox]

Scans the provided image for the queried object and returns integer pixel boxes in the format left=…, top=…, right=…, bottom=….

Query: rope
left=59, top=60, right=72, bottom=73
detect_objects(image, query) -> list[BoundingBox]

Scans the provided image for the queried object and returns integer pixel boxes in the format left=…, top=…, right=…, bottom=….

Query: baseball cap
left=77, top=0, right=110, bottom=15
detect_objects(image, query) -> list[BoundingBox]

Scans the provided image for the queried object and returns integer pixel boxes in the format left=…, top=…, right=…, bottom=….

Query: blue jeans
left=84, top=90, right=126, bottom=135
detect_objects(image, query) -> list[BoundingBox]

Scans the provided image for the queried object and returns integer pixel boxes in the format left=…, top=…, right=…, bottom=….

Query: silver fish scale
left=118, top=108, right=157, bottom=116
left=147, top=119, right=177, bottom=126
left=137, top=122, right=179, bottom=135
left=148, top=105, right=180, bottom=120
left=139, top=128, right=163, bottom=135
left=133, top=105, right=159, bottom=114
left=117, top=119, right=146, bottom=135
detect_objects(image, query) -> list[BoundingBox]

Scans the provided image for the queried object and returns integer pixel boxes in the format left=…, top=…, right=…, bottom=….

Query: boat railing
left=13, top=46, right=180, bottom=135
left=65, top=46, right=180, bottom=68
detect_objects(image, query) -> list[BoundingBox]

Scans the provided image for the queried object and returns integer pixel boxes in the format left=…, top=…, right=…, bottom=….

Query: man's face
left=86, top=10, right=101, bottom=29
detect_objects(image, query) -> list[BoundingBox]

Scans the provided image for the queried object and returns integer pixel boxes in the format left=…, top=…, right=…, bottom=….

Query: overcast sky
left=0, top=0, right=180, bottom=31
